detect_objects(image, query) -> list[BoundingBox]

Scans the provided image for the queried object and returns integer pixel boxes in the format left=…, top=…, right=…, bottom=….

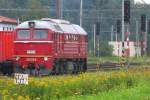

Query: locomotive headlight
left=28, top=22, right=35, bottom=28
left=44, top=57, right=48, bottom=61
left=16, top=56, right=20, bottom=61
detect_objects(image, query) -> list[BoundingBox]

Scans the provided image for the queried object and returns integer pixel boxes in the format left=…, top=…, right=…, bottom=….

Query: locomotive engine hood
left=17, top=18, right=87, bottom=36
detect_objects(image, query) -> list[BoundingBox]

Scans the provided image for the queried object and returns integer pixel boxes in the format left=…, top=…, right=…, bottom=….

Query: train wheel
left=78, top=60, right=83, bottom=72
left=0, top=63, right=2, bottom=74
left=51, top=60, right=60, bottom=75
left=51, top=65, right=56, bottom=75
left=59, top=61, right=65, bottom=75
left=65, top=61, right=74, bottom=74
left=53, top=60, right=60, bottom=75
left=54, top=60, right=66, bottom=75
left=14, top=63, right=22, bottom=73
left=76, top=60, right=80, bottom=73
left=73, top=61, right=78, bottom=74
left=77, top=60, right=81, bottom=73
left=28, top=63, right=35, bottom=75
left=63, top=62, right=67, bottom=74
left=83, top=59, right=87, bottom=72
left=2, top=61, right=13, bottom=76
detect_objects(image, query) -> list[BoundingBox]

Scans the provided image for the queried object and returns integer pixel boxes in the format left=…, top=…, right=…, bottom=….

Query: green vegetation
left=0, top=68, right=150, bottom=99
left=88, top=56, right=150, bottom=64
left=65, top=83, right=150, bottom=100
left=99, top=41, right=113, bottom=57
left=88, top=56, right=119, bottom=64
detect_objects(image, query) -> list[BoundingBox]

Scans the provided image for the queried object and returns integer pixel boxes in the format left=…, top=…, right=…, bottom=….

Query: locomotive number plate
left=27, top=50, right=36, bottom=54
left=14, top=73, right=28, bottom=85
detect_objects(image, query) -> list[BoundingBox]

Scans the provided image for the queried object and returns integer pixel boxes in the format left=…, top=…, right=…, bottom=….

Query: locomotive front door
left=53, top=33, right=57, bottom=55
left=53, top=33, right=61, bottom=56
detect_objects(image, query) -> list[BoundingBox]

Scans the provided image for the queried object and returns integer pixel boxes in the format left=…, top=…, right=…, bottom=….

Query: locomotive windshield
left=33, top=30, right=48, bottom=39
left=17, top=30, right=30, bottom=39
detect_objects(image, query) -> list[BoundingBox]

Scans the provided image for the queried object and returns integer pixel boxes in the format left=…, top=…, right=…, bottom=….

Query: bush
left=98, top=41, right=113, bottom=56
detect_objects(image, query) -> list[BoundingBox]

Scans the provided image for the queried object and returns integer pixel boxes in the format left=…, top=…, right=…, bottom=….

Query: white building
left=109, top=41, right=141, bottom=57
left=0, top=16, right=17, bottom=31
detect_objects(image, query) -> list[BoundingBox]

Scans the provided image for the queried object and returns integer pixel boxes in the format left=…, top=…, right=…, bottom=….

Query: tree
left=0, top=0, right=14, bottom=8
left=99, top=41, right=113, bottom=57
left=25, top=0, right=49, bottom=20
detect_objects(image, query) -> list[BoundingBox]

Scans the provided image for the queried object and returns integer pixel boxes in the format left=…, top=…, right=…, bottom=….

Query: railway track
left=87, top=62, right=121, bottom=72
left=87, top=62, right=144, bottom=72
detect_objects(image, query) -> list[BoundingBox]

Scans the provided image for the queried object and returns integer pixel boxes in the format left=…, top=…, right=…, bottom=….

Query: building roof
left=0, top=16, right=17, bottom=24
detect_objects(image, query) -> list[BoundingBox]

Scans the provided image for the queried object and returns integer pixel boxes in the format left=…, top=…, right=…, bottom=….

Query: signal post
left=93, top=22, right=100, bottom=57
left=140, top=14, right=147, bottom=56
left=121, top=0, right=130, bottom=67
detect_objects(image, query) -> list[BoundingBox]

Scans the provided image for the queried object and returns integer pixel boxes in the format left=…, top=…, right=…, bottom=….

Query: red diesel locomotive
left=13, top=18, right=88, bottom=75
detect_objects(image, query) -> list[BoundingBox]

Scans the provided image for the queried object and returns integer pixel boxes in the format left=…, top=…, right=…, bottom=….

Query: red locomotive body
left=14, top=18, right=88, bottom=75
left=0, top=31, right=14, bottom=75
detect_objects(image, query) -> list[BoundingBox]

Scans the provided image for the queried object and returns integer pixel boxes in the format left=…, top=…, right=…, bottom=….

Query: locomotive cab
left=14, top=21, right=54, bottom=75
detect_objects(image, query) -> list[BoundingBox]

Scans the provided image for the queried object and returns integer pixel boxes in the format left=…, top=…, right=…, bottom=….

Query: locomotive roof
left=17, top=19, right=87, bottom=35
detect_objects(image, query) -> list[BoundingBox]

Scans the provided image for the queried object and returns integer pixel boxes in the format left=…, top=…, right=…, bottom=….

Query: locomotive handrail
left=13, top=55, right=52, bottom=58
left=13, top=41, right=54, bottom=43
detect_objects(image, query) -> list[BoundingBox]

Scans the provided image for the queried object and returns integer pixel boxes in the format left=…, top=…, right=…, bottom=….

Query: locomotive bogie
left=51, top=58, right=87, bottom=75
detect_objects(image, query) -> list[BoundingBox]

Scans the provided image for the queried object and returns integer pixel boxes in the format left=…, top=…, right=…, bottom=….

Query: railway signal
left=117, top=20, right=121, bottom=34
left=121, top=0, right=131, bottom=67
left=124, top=0, right=130, bottom=23
left=93, top=22, right=100, bottom=57
left=140, top=14, right=147, bottom=56
left=148, top=20, right=150, bottom=34
left=141, top=14, right=146, bottom=32
left=96, top=22, right=100, bottom=35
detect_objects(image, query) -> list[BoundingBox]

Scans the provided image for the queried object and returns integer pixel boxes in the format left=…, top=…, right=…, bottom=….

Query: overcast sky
left=134, top=0, right=150, bottom=4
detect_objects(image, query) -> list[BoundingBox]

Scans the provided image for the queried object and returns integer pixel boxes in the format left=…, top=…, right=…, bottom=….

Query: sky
left=134, top=0, right=150, bottom=4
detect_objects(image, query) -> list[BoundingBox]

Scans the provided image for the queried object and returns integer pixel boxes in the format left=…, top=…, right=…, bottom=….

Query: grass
left=64, top=83, right=150, bottom=100
left=64, top=68, right=150, bottom=100
left=0, top=68, right=150, bottom=99
left=88, top=56, right=150, bottom=65
left=88, top=56, right=120, bottom=64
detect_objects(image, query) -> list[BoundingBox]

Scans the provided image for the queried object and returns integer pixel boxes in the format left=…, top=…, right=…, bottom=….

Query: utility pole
left=61, top=0, right=63, bottom=19
left=141, top=14, right=146, bottom=56
left=122, top=0, right=125, bottom=53
left=17, top=18, right=20, bottom=25
left=121, top=0, right=125, bottom=66
left=56, top=0, right=61, bottom=19
left=93, top=24, right=96, bottom=56
left=135, top=20, right=139, bottom=57
left=145, top=20, right=148, bottom=55
left=111, top=25, right=114, bottom=41
left=80, top=0, right=83, bottom=27
left=116, top=28, right=119, bottom=60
